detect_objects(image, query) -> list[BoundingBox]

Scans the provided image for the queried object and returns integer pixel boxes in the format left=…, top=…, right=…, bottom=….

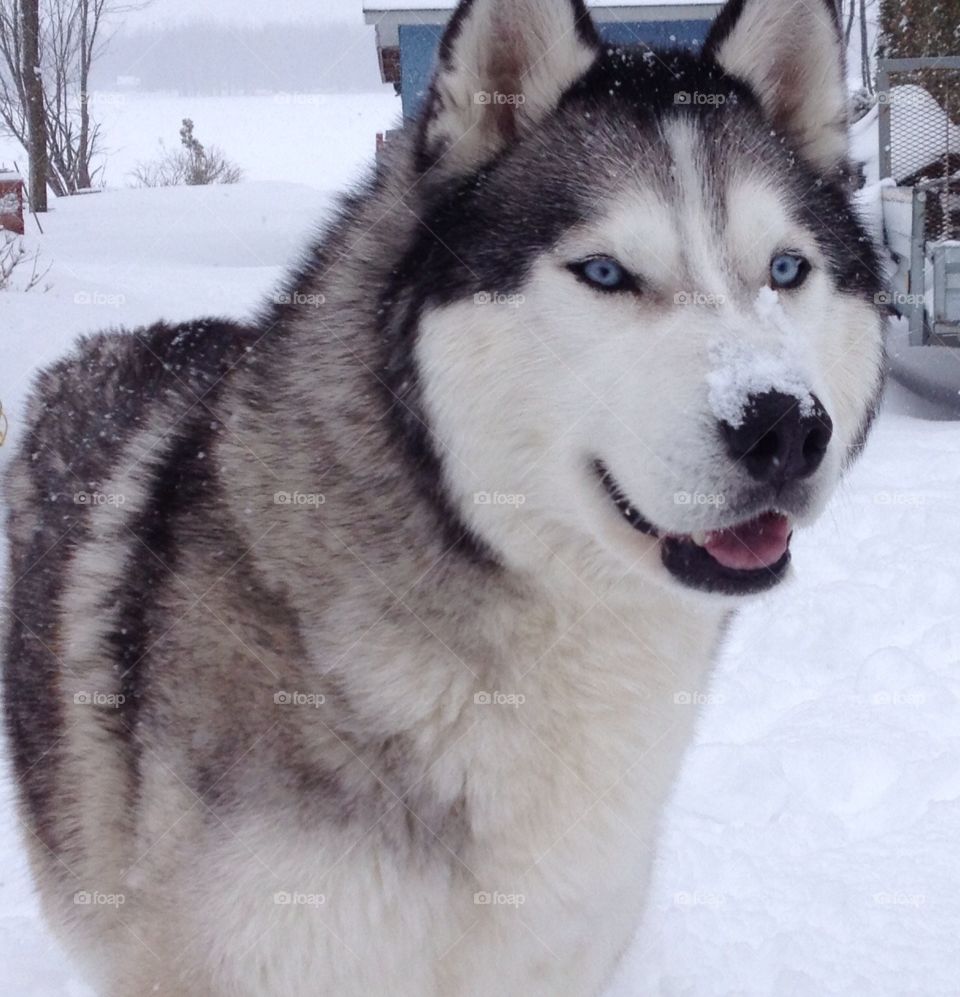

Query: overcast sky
left=130, top=0, right=369, bottom=28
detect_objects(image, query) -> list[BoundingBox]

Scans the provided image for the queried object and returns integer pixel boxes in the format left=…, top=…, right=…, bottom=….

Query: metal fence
left=877, top=57, right=960, bottom=243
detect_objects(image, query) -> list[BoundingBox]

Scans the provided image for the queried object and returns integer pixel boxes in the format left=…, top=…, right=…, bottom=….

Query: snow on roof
left=364, top=0, right=717, bottom=9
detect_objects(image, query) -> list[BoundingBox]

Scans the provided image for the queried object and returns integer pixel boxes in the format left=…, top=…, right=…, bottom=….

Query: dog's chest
left=426, top=598, right=719, bottom=992
left=454, top=595, right=715, bottom=900
left=197, top=592, right=720, bottom=996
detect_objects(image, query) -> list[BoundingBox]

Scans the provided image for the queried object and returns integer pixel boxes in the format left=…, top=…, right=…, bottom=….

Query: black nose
left=721, top=391, right=833, bottom=486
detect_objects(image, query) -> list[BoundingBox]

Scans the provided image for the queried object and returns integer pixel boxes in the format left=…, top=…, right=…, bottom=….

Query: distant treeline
left=91, top=21, right=385, bottom=95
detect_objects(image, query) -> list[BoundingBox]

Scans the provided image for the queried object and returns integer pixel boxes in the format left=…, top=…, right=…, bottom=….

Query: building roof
left=365, top=0, right=717, bottom=8
left=364, top=1, right=722, bottom=47
left=363, top=0, right=723, bottom=80
left=363, top=0, right=719, bottom=7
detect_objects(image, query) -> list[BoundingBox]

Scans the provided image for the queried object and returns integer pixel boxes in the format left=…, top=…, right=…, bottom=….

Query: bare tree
left=0, top=0, right=147, bottom=198
left=859, top=0, right=872, bottom=94
left=843, top=0, right=856, bottom=48
left=20, top=0, right=45, bottom=210
left=75, top=0, right=97, bottom=188
left=840, top=0, right=879, bottom=94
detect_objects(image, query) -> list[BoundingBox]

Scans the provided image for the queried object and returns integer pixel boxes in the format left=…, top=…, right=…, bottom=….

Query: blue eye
left=770, top=253, right=810, bottom=290
left=572, top=257, right=634, bottom=292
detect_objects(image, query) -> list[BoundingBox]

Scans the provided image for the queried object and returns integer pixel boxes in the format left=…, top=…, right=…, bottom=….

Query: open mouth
left=595, top=462, right=792, bottom=595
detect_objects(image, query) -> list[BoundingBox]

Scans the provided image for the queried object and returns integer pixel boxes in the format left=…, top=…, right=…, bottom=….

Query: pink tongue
left=702, top=513, right=792, bottom=571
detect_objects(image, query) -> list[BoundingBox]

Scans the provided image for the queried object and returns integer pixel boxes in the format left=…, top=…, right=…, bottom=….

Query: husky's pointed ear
left=416, top=0, right=599, bottom=175
left=705, top=0, right=848, bottom=173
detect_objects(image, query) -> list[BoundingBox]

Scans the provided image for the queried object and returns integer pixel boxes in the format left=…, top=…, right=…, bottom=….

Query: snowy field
left=0, top=90, right=400, bottom=191
left=2, top=91, right=960, bottom=995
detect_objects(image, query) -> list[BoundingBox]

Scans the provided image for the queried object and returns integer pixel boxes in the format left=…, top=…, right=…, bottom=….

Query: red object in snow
left=0, top=172, right=25, bottom=236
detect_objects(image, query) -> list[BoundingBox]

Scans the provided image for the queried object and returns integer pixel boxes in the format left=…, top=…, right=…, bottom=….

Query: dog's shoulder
left=5, top=319, right=256, bottom=549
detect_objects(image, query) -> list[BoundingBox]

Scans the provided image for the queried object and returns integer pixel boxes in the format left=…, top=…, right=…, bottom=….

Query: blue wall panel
left=399, top=18, right=712, bottom=121
left=399, top=24, right=446, bottom=121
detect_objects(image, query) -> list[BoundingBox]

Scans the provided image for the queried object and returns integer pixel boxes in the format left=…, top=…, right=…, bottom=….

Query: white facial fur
left=415, top=119, right=884, bottom=590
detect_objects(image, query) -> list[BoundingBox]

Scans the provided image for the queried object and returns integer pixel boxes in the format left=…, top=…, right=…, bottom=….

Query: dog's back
left=4, top=320, right=256, bottom=853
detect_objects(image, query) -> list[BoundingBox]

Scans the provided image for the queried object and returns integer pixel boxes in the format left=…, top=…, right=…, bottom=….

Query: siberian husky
left=3, top=0, right=885, bottom=992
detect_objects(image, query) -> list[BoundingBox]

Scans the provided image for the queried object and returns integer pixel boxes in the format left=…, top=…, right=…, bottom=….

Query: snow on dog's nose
left=720, top=390, right=834, bottom=486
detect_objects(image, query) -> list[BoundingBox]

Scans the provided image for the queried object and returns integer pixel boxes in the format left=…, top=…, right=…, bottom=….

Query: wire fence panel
left=877, top=57, right=960, bottom=242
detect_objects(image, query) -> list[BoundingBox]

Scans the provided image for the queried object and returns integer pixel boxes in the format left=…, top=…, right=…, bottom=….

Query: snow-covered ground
left=2, top=91, right=960, bottom=996
left=0, top=90, right=399, bottom=190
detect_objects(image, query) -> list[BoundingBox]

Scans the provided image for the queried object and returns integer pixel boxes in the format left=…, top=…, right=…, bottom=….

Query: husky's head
left=384, top=0, right=885, bottom=598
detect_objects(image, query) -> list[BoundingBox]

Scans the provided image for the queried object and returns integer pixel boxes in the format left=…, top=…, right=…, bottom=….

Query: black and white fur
left=3, top=0, right=884, bottom=993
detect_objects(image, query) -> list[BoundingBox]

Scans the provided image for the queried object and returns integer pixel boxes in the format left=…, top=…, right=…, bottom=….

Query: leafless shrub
left=131, top=118, right=242, bottom=188
left=1, top=229, right=50, bottom=290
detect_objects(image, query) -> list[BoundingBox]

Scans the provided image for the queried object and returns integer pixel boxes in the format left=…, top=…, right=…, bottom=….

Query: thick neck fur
left=217, top=132, right=727, bottom=764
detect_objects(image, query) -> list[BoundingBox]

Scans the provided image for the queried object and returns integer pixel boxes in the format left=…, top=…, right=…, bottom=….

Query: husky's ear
left=705, top=0, right=848, bottom=173
left=416, top=0, right=599, bottom=175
